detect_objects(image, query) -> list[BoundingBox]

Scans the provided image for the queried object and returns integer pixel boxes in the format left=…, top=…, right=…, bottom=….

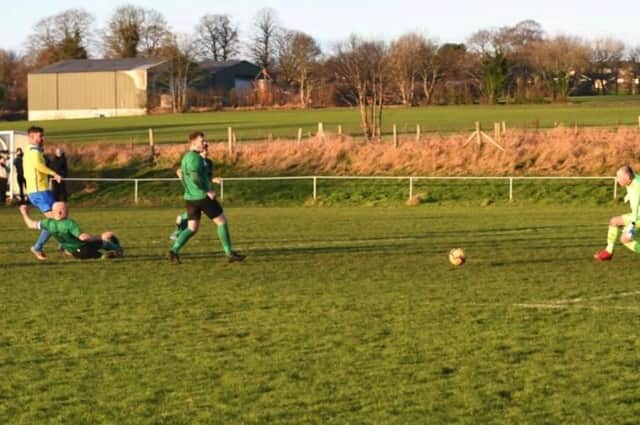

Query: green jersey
left=180, top=150, right=210, bottom=201
left=625, top=175, right=640, bottom=223
left=39, top=218, right=85, bottom=252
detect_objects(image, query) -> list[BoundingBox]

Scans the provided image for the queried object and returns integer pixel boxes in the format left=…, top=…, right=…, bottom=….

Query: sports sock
left=34, top=230, right=51, bottom=252
left=176, top=213, right=188, bottom=231
left=623, top=240, right=640, bottom=253
left=606, top=225, right=620, bottom=254
left=102, top=239, right=120, bottom=251
left=171, top=228, right=194, bottom=253
left=217, top=223, right=233, bottom=255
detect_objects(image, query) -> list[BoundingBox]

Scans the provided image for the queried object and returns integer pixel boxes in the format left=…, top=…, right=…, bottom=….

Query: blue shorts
left=29, top=190, right=55, bottom=213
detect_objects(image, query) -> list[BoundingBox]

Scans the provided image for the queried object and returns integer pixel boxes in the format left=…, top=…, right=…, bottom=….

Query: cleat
left=167, top=250, right=180, bottom=264
left=30, top=247, right=48, bottom=261
left=226, top=251, right=245, bottom=263
left=594, top=250, right=613, bottom=261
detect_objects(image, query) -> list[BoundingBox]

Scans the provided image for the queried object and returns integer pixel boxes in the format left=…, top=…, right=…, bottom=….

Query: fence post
left=313, top=176, right=317, bottom=200
left=416, top=124, right=421, bottom=142
left=509, top=177, right=513, bottom=202
left=297, top=128, right=302, bottom=143
left=227, top=127, right=233, bottom=154
left=409, top=177, right=413, bottom=200
left=501, top=120, right=506, bottom=136
left=318, top=122, right=325, bottom=141
left=393, top=124, right=398, bottom=148
left=220, top=179, right=224, bottom=201
left=475, top=121, right=481, bottom=144
left=613, top=178, right=617, bottom=199
left=134, top=179, right=139, bottom=204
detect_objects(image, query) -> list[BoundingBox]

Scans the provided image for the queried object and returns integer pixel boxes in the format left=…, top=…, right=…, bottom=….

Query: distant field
left=3, top=205, right=640, bottom=424
left=2, top=96, right=640, bottom=144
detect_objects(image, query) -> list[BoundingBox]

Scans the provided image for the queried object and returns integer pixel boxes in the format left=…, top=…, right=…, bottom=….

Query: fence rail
left=60, top=176, right=619, bottom=204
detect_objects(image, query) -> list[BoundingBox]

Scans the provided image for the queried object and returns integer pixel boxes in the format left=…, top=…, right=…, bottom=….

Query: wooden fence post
left=393, top=124, right=398, bottom=148
left=297, top=128, right=303, bottom=143
left=227, top=127, right=233, bottom=154
left=494, top=122, right=500, bottom=141
left=318, top=122, right=325, bottom=141
left=501, top=120, right=506, bottom=136
left=148, top=128, right=155, bottom=162
left=475, top=121, right=481, bottom=144
left=416, top=124, right=421, bottom=142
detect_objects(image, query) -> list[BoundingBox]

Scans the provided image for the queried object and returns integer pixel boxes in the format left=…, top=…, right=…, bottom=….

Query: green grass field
left=2, top=204, right=640, bottom=424
left=2, top=95, right=640, bottom=144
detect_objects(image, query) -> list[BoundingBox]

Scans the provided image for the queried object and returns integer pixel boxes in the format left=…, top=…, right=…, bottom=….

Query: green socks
left=217, top=223, right=233, bottom=255
left=176, top=213, right=188, bottom=231
left=171, top=228, right=194, bottom=253
left=607, top=225, right=621, bottom=254
left=103, top=239, right=120, bottom=251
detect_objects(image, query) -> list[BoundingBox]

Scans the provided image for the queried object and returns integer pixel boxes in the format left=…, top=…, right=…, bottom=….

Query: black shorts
left=186, top=197, right=223, bottom=220
left=72, top=240, right=103, bottom=260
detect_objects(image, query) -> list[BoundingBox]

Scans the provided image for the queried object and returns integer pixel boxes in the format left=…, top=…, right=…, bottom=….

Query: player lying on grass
left=167, top=131, right=244, bottom=264
left=19, top=202, right=123, bottom=260
left=594, top=165, right=640, bottom=261
left=169, top=141, right=221, bottom=240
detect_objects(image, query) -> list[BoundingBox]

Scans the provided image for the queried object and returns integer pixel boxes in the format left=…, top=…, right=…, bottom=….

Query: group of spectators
left=0, top=147, right=68, bottom=206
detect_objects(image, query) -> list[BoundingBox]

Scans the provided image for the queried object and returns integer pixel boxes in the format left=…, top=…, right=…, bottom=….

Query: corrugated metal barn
left=28, top=58, right=166, bottom=121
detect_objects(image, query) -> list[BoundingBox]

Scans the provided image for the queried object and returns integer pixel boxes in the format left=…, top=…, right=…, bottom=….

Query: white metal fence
left=60, top=176, right=619, bottom=204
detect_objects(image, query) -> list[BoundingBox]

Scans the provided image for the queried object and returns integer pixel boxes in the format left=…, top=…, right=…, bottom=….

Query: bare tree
left=196, top=14, right=239, bottom=61
left=389, top=33, right=428, bottom=106
left=26, top=9, right=94, bottom=66
left=104, top=5, right=168, bottom=58
left=277, top=31, right=321, bottom=107
left=249, top=8, right=280, bottom=72
left=161, top=33, right=199, bottom=112
left=628, top=46, right=640, bottom=95
left=418, top=38, right=440, bottom=105
left=531, top=35, right=591, bottom=101
left=591, top=38, right=625, bottom=94
left=334, top=36, right=389, bottom=141
left=0, top=49, right=28, bottom=110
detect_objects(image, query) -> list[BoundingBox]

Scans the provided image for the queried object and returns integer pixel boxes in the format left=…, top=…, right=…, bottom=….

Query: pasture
left=2, top=96, right=640, bottom=144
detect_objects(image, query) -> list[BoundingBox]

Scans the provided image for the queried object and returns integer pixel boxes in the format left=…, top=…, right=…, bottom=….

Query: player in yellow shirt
left=594, top=165, right=640, bottom=261
left=23, top=126, right=62, bottom=260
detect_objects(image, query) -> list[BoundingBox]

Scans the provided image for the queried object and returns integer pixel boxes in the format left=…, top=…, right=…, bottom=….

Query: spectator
left=0, top=156, right=8, bottom=205
left=13, top=147, right=26, bottom=202
left=50, top=147, right=68, bottom=202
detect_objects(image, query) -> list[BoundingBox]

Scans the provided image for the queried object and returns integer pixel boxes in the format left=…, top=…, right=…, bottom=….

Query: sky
left=3, top=0, right=640, bottom=54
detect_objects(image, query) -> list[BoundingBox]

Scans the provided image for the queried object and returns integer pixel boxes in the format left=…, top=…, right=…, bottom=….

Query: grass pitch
left=2, top=205, right=640, bottom=424
left=3, top=95, right=640, bottom=144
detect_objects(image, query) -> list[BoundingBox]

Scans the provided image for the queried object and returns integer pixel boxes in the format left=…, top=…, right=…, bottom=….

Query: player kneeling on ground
left=19, top=203, right=123, bottom=260
left=594, top=165, right=640, bottom=261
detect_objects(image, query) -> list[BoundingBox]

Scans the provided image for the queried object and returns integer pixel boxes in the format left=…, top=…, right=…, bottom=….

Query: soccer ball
left=449, top=248, right=465, bottom=266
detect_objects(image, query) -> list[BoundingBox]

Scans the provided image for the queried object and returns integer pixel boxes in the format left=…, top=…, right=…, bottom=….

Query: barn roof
left=199, top=60, right=260, bottom=74
left=32, top=58, right=166, bottom=74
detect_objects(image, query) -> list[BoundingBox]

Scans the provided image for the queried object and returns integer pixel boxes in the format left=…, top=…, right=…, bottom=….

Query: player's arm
left=66, top=220, right=98, bottom=242
left=18, top=205, right=40, bottom=230
left=35, top=153, right=61, bottom=182
left=186, top=156, right=209, bottom=192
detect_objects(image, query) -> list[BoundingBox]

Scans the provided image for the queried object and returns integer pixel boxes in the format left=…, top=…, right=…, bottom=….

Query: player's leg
left=100, top=231, right=124, bottom=258
left=168, top=201, right=200, bottom=263
left=205, top=198, right=245, bottom=263
left=29, top=190, right=56, bottom=260
left=619, top=215, right=640, bottom=254
left=595, top=214, right=628, bottom=260
left=169, top=212, right=189, bottom=240
left=72, top=241, right=103, bottom=260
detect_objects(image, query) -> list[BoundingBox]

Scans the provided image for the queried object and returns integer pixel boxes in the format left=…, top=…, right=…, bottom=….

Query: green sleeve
left=39, top=219, right=51, bottom=231
left=67, top=219, right=83, bottom=238
left=187, top=154, right=208, bottom=192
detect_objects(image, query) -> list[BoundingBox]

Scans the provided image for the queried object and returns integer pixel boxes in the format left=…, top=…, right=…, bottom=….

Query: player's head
left=51, top=202, right=68, bottom=220
left=188, top=131, right=206, bottom=152
left=55, top=147, right=63, bottom=157
left=16, top=147, right=22, bottom=155
left=616, top=165, right=635, bottom=187
left=27, top=126, right=44, bottom=146
left=200, top=142, right=209, bottom=157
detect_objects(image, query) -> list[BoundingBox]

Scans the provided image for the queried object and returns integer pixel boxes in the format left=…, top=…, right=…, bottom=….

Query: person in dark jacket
left=49, top=147, right=69, bottom=202
left=13, top=147, right=26, bottom=202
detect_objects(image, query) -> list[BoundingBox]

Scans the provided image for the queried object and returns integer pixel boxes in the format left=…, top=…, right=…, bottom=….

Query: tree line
left=1, top=7, right=640, bottom=125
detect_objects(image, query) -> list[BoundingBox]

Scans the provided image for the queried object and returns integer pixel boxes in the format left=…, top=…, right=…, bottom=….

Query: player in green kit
left=167, top=131, right=244, bottom=264
left=594, top=165, right=640, bottom=261
left=18, top=202, right=123, bottom=260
